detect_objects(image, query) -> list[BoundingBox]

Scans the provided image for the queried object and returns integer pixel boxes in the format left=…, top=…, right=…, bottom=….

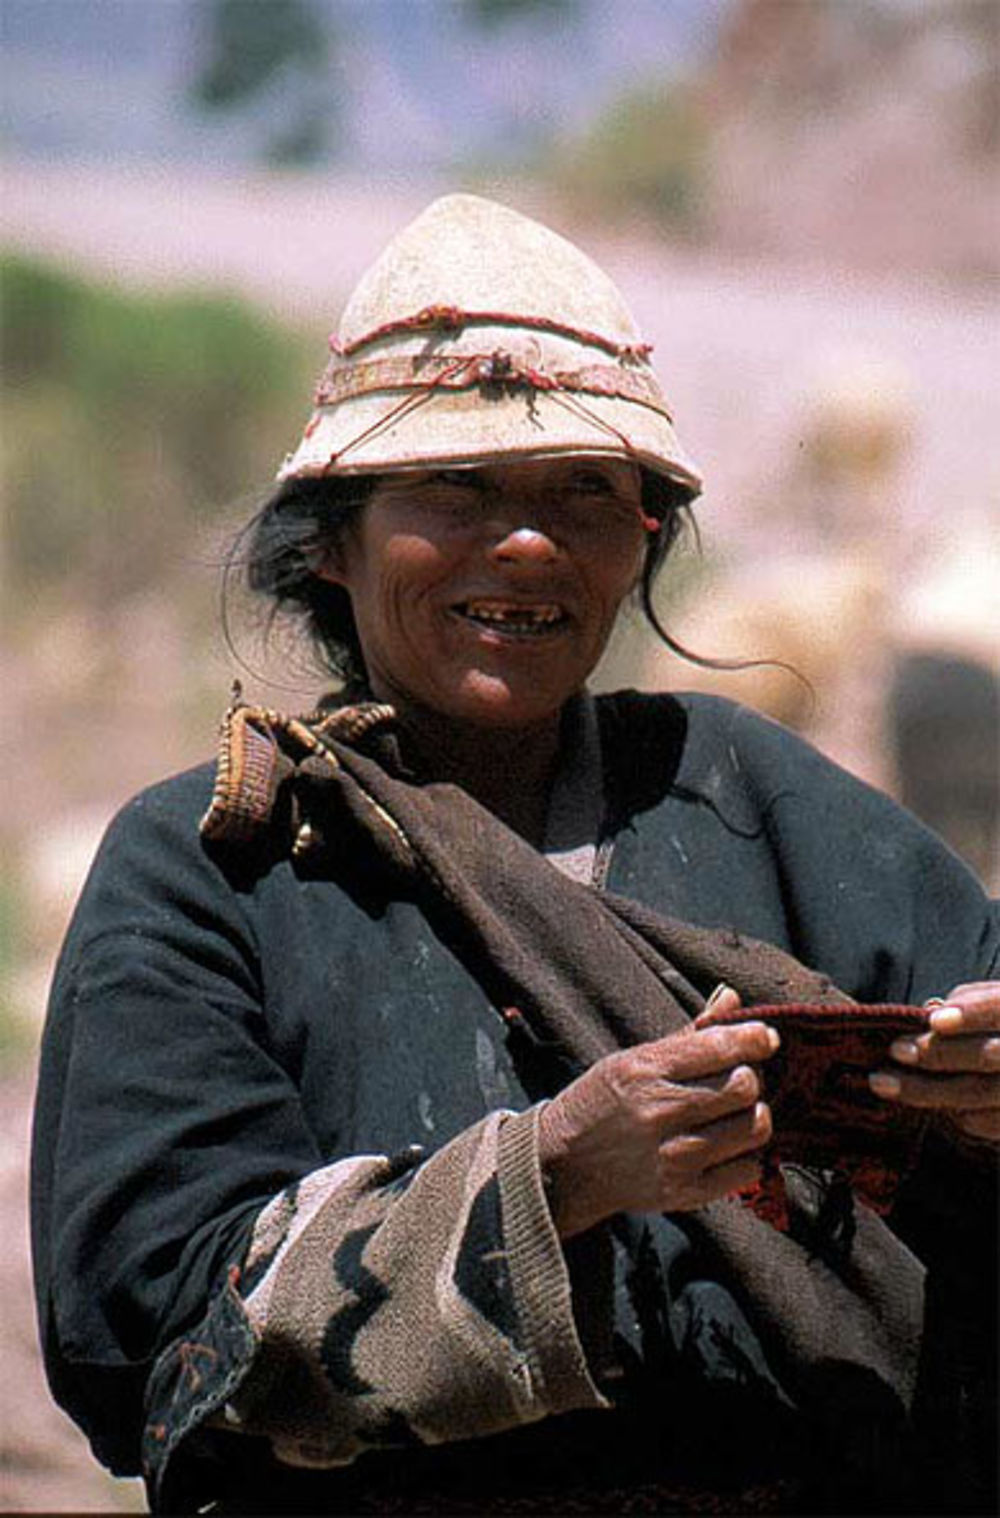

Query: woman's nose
left=490, top=523, right=560, bottom=565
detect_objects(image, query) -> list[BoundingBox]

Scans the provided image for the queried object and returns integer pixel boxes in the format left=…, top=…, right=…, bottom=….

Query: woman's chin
left=409, top=671, right=575, bottom=734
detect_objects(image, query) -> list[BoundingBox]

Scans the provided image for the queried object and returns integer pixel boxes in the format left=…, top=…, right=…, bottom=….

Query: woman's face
left=318, top=456, right=647, bottom=731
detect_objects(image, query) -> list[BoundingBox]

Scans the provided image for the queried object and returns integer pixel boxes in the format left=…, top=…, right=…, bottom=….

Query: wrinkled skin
left=538, top=988, right=779, bottom=1239
left=319, top=457, right=647, bottom=736
left=538, top=982, right=1000, bottom=1240
left=317, top=456, right=649, bottom=841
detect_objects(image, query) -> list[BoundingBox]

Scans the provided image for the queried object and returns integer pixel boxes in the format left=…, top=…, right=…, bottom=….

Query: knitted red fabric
left=700, top=1002, right=931, bottom=1229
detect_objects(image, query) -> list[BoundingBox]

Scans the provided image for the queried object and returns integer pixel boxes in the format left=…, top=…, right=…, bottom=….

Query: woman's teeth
left=457, top=601, right=566, bottom=633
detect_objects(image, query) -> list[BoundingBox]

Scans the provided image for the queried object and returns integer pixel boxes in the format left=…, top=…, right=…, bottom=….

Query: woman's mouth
left=451, top=599, right=570, bottom=637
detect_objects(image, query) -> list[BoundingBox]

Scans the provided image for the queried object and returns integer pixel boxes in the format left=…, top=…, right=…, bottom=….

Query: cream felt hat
left=277, top=194, right=702, bottom=498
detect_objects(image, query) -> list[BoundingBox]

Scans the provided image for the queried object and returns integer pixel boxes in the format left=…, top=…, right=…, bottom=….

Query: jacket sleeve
left=150, top=1108, right=602, bottom=1476
left=30, top=770, right=603, bottom=1509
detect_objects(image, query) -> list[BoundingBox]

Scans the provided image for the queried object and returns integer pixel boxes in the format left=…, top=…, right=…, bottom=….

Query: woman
left=32, top=195, right=999, bottom=1515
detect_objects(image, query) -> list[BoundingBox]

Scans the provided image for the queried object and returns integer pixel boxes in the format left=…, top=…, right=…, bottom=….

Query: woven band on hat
left=277, top=196, right=704, bottom=490
left=314, top=353, right=674, bottom=421
left=330, top=304, right=654, bottom=363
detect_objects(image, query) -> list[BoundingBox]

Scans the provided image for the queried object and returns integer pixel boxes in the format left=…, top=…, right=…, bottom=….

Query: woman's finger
left=651, top=1063, right=763, bottom=1135
left=645, top=1149, right=767, bottom=1215
left=637, top=1022, right=780, bottom=1084
left=692, top=983, right=743, bottom=1027
left=699, top=1152, right=767, bottom=1204
left=869, top=1068, right=1000, bottom=1111
left=953, top=1109, right=1000, bottom=1142
left=652, top=1105, right=772, bottom=1211
left=659, top=1100, right=772, bottom=1170
left=890, top=1030, right=1000, bottom=1073
left=934, top=980, right=1000, bottom=1003
left=926, top=983, right=1000, bottom=1036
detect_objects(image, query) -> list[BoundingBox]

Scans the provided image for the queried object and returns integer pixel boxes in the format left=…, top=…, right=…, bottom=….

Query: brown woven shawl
left=201, top=694, right=930, bottom=1442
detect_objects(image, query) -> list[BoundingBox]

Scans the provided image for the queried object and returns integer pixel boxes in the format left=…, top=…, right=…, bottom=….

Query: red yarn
left=330, top=305, right=654, bottom=364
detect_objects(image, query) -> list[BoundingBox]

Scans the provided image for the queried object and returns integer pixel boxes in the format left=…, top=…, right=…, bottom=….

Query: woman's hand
left=537, top=988, right=779, bottom=1239
left=869, top=980, right=1000, bottom=1144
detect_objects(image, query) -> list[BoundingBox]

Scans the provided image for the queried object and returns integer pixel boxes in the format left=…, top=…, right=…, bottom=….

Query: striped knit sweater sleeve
left=217, top=1105, right=606, bottom=1468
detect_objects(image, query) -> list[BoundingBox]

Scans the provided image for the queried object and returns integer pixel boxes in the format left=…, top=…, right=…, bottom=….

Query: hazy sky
left=1, top=0, right=727, bottom=171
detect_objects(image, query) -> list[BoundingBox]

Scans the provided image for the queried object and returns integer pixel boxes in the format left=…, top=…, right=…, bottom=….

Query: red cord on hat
left=330, top=306, right=654, bottom=364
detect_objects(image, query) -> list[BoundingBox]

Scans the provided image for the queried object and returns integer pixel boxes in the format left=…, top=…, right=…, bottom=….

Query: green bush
left=544, top=81, right=709, bottom=231
left=2, top=257, right=313, bottom=606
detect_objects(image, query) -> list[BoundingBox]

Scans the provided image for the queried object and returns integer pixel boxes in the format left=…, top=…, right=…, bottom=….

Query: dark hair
left=230, top=474, right=374, bottom=689
left=228, top=466, right=703, bottom=690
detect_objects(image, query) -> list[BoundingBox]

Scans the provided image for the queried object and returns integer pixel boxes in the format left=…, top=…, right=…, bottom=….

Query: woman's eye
left=566, top=470, right=619, bottom=496
left=409, top=469, right=487, bottom=521
left=432, top=468, right=482, bottom=490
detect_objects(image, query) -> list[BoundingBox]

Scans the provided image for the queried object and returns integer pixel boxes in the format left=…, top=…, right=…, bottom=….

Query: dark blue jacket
left=31, top=694, right=999, bottom=1512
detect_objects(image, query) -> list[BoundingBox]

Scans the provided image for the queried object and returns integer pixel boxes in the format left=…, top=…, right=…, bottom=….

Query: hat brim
left=277, top=385, right=702, bottom=498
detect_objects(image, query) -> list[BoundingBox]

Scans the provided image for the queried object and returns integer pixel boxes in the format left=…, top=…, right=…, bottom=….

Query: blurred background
left=2, top=0, right=998, bottom=1508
